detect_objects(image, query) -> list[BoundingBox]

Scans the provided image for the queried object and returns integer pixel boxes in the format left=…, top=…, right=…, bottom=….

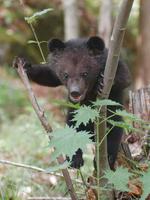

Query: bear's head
left=48, top=36, right=105, bottom=103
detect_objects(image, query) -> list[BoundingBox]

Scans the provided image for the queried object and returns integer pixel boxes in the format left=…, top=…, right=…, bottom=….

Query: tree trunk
left=98, top=0, right=113, bottom=47
left=135, top=0, right=150, bottom=89
left=62, top=0, right=79, bottom=40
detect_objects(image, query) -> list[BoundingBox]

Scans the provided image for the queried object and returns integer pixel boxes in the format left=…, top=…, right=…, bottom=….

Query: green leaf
left=25, top=8, right=53, bottom=23
left=28, top=40, right=38, bottom=44
left=72, top=105, right=99, bottom=127
left=108, top=119, right=140, bottom=132
left=49, top=126, right=92, bottom=162
left=115, top=109, right=143, bottom=122
left=104, top=167, right=132, bottom=191
left=52, top=99, right=80, bottom=109
left=140, top=168, right=150, bottom=200
left=93, top=99, right=121, bottom=107
left=46, top=161, right=69, bottom=173
left=28, top=40, right=48, bottom=44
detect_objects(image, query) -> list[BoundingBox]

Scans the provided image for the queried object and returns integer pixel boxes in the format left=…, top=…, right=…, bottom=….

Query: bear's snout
left=70, top=91, right=81, bottom=99
left=69, top=86, right=82, bottom=102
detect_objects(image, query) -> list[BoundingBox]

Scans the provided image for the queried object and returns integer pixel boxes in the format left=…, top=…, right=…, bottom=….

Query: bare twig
left=97, top=0, right=134, bottom=200
left=28, top=198, right=71, bottom=200
left=14, top=58, right=77, bottom=200
left=0, top=159, right=62, bottom=177
left=0, top=159, right=83, bottom=185
left=27, top=197, right=85, bottom=200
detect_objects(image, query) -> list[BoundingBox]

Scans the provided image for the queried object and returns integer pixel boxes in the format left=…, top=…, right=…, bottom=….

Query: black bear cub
left=14, top=36, right=131, bottom=170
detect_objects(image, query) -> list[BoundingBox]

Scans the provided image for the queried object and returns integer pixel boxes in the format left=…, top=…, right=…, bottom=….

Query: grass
left=0, top=72, right=94, bottom=199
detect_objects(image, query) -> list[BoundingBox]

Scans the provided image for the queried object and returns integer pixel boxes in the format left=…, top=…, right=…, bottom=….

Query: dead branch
left=14, top=58, right=77, bottom=200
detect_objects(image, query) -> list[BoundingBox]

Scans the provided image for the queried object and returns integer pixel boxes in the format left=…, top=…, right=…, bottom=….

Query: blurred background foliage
left=0, top=0, right=139, bottom=66
left=0, top=0, right=149, bottom=199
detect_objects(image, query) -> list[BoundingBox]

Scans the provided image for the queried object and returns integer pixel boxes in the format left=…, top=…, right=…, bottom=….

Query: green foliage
left=0, top=79, right=29, bottom=119
left=93, top=99, right=121, bottom=107
left=49, top=98, right=149, bottom=170
left=49, top=126, right=92, bottom=162
left=108, top=119, right=139, bottom=132
left=25, top=8, right=53, bottom=23
left=115, top=109, right=144, bottom=122
left=140, top=168, right=150, bottom=200
left=72, top=105, right=99, bottom=127
left=52, top=99, right=80, bottom=109
left=104, top=167, right=132, bottom=192
left=0, top=178, right=20, bottom=200
left=104, top=165, right=150, bottom=200
left=28, top=40, right=47, bottom=45
left=46, top=162, right=69, bottom=173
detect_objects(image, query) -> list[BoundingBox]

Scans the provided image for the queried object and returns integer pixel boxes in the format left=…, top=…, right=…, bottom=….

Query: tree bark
left=135, top=0, right=150, bottom=89
left=98, top=0, right=113, bottom=48
left=97, top=0, right=134, bottom=199
left=62, top=0, right=79, bottom=40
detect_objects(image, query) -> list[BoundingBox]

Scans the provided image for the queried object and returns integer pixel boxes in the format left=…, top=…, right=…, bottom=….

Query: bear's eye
left=63, top=72, right=69, bottom=80
left=81, top=72, right=88, bottom=78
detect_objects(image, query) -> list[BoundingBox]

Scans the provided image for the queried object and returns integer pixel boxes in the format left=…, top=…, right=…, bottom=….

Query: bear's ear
left=87, top=36, right=105, bottom=53
left=48, top=38, right=65, bottom=52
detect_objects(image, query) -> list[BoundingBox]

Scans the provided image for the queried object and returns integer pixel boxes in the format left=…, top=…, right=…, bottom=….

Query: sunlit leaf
left=115, top=109, right=143, bottom=122
left=25, top=8, right=53, bottom=23
left=52, top=99, right=80, bottom=109
left=27, top=40, right=38, bottom=44
left=140, top=168, right=150, bottom=200
left=49, top=126, right=92, bottom=162
left=108, top=119, right=140, bottom=132
left=92, top=99, right=121, bottom=107
left=72, top=105, right=99, bottom=127
left=104, top=167, right=132, bottom=191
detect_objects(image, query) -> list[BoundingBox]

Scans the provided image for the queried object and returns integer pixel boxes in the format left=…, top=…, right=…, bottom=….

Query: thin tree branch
left=0, top=159, right=83, bottom=184
left=0, top=159, right=62, bottom=177
left=27, top=196, right=85, bottom=200
left=28, top=198, right=71, bottom=200
left=102, top=0, right=134, bottom=98
left=97, top=0, right=134, bottom=199
left=14, top=58, right=77, bottom=200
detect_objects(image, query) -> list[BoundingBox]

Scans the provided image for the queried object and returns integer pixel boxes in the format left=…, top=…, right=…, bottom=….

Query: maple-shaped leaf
left=49, top=126, right=92, bottom=162
left=93, top=99, right=121, bottom=107
left=140, top=168, right=150, bottom=200
left=104, top=167, right=132, bottom=191
left=72, top=105, right=99, bottom=127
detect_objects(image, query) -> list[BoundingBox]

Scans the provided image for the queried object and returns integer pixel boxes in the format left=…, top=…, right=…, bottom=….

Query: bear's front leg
left=13, top=57, right=62, bottom=87
left=67, top=148, right=84, bottom=169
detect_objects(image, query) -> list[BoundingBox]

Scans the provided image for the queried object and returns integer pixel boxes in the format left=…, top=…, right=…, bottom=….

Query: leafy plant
left=104, top=167, right=132, bottom=192
left=72, top=105, right=99, bottom=127
left=0, top=79, right=29, bottom=119
left=25, top=8, right=53, bottom=23
left=49, top=126, right=92, bottom=162
left=47, top=98, right=150, bottom=199
left=25, top=8, right=53, bottom=63
left=140, top=168, right=150, bottom=200
left=49, top=99, right=149, bottom=163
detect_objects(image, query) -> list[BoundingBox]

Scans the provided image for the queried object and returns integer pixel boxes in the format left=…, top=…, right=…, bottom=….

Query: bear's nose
left=70, top=91, right=81, bottom=98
